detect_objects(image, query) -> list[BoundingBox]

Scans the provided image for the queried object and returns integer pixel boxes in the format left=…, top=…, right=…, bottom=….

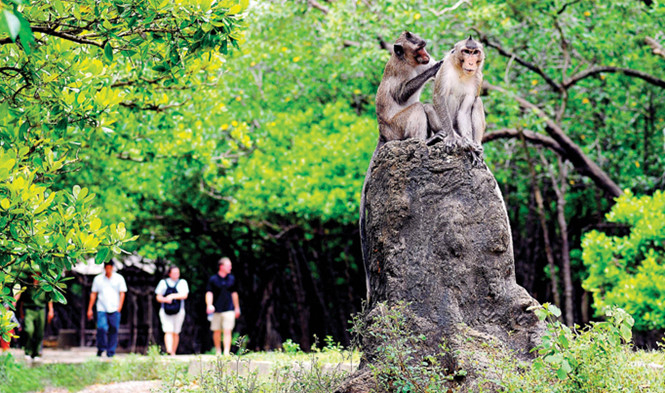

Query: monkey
left=360, top=31, right=442, bottom=301
left=375, top=31, right=443, bottom=150
left=428, top=36, right=486, bottom=153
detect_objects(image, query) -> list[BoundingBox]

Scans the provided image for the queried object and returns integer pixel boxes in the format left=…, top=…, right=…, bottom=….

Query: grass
left=0, top=346, right=183, bottom=393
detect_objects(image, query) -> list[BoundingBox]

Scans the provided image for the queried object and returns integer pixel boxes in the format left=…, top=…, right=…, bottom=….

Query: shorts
left=210, top=310, right=235, bottom=331
left=159, top=308, right=186, bottom=334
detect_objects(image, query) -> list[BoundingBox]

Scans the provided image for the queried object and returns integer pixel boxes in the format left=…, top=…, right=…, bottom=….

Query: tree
left=582, top=190, right=665, bottom=332
left=0, top=0, right=247, bottom=342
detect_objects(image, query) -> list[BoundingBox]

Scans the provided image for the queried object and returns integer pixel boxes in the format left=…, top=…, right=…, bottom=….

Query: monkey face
left=414, top=46, right=431, bottom=65
left=461, top=50, right=482, bottom=75
left=453, top=37, right=485, bottom=76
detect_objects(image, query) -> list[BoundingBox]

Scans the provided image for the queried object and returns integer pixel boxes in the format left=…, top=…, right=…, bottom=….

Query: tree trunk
left=522, top=137, right=561, bottom=311
left=339, top=140, right=544, bottom=393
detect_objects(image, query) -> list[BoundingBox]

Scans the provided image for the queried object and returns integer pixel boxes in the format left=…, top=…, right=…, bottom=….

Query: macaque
left=375, top=31, right=443, bottom=149
left=429, top=36, right=486, bottom=151
left=360, top=32, right=442, bottom=300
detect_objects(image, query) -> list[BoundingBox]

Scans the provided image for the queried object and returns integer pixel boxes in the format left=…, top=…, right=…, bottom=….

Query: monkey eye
left=462, top=49, right=470, bottom=54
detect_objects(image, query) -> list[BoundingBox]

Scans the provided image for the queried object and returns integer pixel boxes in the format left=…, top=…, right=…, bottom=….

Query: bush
left=582, top=190, right=665, bottom=331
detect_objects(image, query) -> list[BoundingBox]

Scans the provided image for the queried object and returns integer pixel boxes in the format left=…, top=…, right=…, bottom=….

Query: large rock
left=340, top=140, right=544, bottom=392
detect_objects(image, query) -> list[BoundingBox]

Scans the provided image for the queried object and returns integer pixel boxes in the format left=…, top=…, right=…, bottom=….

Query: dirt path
left=42, top=380, right=161, bottom=393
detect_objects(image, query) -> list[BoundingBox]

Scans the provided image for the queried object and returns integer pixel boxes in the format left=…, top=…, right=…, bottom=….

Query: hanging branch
left=519, top=132, right=562, bottom=312
left=473, top=30, right=563, bottom=92
left=485, top=82, right=623, bottom=199
left=540, top=152, right=574, bottom=327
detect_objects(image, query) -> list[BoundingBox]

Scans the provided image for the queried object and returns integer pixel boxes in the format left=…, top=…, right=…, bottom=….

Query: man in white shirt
left=86, top=261, right=127, bottom=357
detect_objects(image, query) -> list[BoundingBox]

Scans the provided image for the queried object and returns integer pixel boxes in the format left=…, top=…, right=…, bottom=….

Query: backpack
left=163, top=280, right=181, bottom=315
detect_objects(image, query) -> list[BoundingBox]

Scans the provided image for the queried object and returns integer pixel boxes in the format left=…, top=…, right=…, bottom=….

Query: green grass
left=0, top=347, right=184, bottom=393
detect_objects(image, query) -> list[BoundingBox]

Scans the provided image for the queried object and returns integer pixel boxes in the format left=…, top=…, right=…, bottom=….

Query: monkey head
left=453, top=36, right=485, bottom=76
left=393, top=31, right=431, bottom=67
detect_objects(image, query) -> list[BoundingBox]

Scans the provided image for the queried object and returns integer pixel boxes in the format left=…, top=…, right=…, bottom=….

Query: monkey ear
left=394, top=43, right=404, bottom=58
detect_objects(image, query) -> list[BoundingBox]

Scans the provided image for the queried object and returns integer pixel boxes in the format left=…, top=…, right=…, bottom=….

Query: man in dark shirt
left=205, top=257, right=240, bottom=356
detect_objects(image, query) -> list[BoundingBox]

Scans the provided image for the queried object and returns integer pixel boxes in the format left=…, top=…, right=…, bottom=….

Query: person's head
left=217, top=257, right=232, bottom=276
left=104, top=261, right=114, bottom=277
left=166, top=266, right=180, bottom=281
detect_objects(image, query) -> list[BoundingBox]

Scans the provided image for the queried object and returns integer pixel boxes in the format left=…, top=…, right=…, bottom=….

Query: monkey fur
left=429, top=36, right=486, bottom=153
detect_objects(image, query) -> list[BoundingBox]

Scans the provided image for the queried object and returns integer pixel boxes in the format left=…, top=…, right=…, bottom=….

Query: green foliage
left=0, top=0, right=247, bottom=340
left=282, top=339, right=303, bottom=354
left=497, top=305, right=664, bottom=392
left=582, top=190, right=665, bottom=331
left=352, top=302, right=462, bottom=392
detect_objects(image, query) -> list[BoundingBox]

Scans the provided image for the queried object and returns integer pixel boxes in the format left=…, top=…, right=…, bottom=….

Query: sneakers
left=97, top=350, right=104, bottom=357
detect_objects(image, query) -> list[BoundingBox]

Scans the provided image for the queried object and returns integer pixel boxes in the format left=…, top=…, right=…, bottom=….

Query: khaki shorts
left=210, top=310, right=235, bottom=331
left=159, top=308, right=185, bottom=334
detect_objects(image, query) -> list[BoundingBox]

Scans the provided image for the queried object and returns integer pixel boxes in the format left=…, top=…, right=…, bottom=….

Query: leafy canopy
left=0, top=0, right=247, bottom=341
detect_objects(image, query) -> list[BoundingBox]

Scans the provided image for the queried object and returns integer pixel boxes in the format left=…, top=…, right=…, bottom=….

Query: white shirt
left=155, top=278, right=189, bottom=312
left=91, top=272, right=127, bottom=313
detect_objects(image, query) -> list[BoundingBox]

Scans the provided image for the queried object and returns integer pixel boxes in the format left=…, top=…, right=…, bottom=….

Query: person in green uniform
left=20, top=273, right=54, bottom=361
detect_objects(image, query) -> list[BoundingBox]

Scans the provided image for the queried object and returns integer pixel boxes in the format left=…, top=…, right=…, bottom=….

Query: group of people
left=2, top=256, right=241, bottom=359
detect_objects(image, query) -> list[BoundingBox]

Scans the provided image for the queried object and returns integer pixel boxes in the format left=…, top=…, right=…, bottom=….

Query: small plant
left=282, top=339, right=302, bottom=354
left=352, top=301, right=460, bottom=392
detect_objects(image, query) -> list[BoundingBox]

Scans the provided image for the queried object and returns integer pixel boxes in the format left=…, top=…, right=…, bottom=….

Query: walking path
left=5, top=347, right=357, bottom=393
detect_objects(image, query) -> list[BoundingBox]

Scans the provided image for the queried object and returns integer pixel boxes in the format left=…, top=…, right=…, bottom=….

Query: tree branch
left=428, top=0, right=471, bottom=16
left=483, top=128, right=566, bottom=156
left=485, top=82, right=623, bottom=198
left=308, top=0, right=330, bottom=14
left=564, top=66, right=665, bottom=89
left=474, top=30, right=563, bottom=92
left=645, top=36, right=665, bottom=60
left=32, top=26, right=104, bottom=48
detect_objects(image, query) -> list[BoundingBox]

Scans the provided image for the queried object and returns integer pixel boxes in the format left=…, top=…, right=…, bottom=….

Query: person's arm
left=47, top=301, right=54, bottom=323
left=118, top=292, right=125, bottom=313
left=232, top=292, right=240, bottom=318
left=87, top=292, right=97, bottom=320
left=171, top=281, right=188, bottom=300
left=155, top=280, right=169, bottom=303
left=205, top=291, right=215, bottom=314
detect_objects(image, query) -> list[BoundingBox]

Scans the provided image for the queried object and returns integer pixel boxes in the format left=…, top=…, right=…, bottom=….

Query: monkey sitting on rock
left=428, top=36, right=486, bottom=160
left=360, top=31, right=442, bottom=300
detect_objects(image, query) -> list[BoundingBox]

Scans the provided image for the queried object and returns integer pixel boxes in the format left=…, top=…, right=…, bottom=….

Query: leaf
left=90, top=217, right=102, bottom=231
left=95, top=247, right=110, bottom=264
left=104, top=41, right=114, bottom=62
left=14, top=10, right=34, bottom=54
left=1, top=10, right=21, bottom=41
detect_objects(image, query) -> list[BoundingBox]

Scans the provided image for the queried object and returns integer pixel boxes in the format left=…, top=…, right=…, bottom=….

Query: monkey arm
left=394, top=61, right=443, bottom=105
left=471, top=97, right=486, bottom=144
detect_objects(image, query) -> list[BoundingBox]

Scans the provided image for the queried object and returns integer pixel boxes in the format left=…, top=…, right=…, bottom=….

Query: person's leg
left=23, top=309, right=36, bottom=357
left=32, top=307, right=46, bottom=358
left=172, top=333, right=179, bottom=355
left=221, top=311, right=236, bottom=356
left=171, top=309, right=185, bottom=356
left=222, top=329, right=232, bottom=356
left=106, top=312, right=120, bottom=357
left=212, top=330, right=222, bottom=355
left=210, top=312, right=223, bottom=355
left=164, top=332, right=173, bottom=355
left=96, top=311, right=109, bottom=356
